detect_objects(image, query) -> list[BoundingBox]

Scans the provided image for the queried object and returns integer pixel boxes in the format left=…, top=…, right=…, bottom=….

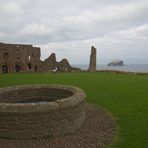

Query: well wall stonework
left=0, top=85, right=86, bottom=139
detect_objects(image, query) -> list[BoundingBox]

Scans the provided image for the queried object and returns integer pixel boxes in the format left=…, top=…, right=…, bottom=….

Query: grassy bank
left=0, top=72, right=148, bottom=148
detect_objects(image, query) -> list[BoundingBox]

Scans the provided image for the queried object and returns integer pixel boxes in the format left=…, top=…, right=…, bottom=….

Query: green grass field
left=0, top=72, right=148, bottom=148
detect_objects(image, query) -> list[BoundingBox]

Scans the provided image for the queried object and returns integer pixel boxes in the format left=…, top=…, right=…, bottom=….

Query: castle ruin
left=0, top=42, right=79, bottom=73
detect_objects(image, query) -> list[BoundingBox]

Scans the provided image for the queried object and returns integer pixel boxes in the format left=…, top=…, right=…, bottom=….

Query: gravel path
left=0, top=104, right=116, bottom=148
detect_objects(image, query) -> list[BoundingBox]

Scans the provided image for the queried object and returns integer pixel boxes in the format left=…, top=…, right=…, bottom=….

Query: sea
left=72, top=64, right=148, bottom=73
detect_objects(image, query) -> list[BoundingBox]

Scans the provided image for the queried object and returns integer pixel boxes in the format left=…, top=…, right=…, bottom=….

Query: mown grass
left=0, top=72, right=148, bottom=148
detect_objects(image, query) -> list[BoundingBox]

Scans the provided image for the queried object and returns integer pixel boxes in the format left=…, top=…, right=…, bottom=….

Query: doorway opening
left=15, top=64, right=20, bottom=72
left=28, top=63, right=31, bottom=70
left=34, top=66, right=37, bottom=71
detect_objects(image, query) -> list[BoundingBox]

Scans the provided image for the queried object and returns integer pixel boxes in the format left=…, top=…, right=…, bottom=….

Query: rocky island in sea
left=108, top=60, right=124, bottom=66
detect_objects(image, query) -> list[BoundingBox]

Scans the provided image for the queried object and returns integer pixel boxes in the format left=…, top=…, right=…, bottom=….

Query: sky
left=0, top=0, right=148, bottom=65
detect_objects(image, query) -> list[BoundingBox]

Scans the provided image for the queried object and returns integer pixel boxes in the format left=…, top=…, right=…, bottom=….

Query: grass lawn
left=0, top=72, right=148, bottom=148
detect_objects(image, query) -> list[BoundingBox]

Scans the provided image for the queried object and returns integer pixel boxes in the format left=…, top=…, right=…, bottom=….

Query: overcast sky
left=0, top=0, right=148, bottom=64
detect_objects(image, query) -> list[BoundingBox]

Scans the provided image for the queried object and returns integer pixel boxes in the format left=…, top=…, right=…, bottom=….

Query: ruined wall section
left=88, top=46, right=97, bottom=72
left=38, top=53, right=72, bottom=72
left=39, top=53, right=56, bottom=72
left=13, top=44, right=33, bottom=72
left=0, top=42, right=80, bottom=73
left=31, top=47, right=41, bottom=71
left=57, top=58, right=72, bottom=71
left=0, top=43, right=41, bottom=73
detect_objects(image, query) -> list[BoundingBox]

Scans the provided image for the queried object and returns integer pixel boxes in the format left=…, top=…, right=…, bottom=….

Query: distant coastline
left=72, top=64, right=148, bottom=73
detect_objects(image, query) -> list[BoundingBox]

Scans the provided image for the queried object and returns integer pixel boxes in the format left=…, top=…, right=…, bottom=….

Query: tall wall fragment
left=88, top=46, right=97, bottom=72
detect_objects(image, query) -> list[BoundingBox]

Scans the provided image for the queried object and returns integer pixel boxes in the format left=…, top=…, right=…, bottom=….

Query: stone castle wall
left=0, top=43, right=40, bottom=73
left=39, top=53, right=72, bottom=72
left=0, top=43, right=80, bottom=73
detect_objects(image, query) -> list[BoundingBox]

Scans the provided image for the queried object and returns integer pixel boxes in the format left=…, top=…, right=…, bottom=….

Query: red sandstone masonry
left=0, top=42, right=80, bottom=73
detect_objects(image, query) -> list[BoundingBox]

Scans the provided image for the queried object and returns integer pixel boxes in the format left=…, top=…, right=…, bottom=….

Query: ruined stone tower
left=88, top=46, right=97, bottom=72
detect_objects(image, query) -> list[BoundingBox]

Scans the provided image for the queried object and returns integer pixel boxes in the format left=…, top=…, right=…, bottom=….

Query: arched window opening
left=3, top=52, right=8, bottom=60
left=2, top=65, right=8, bottom=73
left=15, top=64, right=20, bottom=72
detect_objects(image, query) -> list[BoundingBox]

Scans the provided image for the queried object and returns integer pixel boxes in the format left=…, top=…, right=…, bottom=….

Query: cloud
left=118, top=24, right=148, bottom=39
left=38, top=23, right=148, bottom=64
left=0, top=1, right=23, bottom=15
left=0, top=0, right=148, bottom=64
left=0, top=0, right=32, bottom=20
left=63, top=0, right=148, bottom=23
left=0, top=32, right=6, bottom=38
left=20, top=23, right=54, bottom=36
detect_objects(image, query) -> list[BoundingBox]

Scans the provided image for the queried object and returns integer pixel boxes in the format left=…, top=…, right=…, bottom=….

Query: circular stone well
left=0, top=85, right=86, bottom=140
